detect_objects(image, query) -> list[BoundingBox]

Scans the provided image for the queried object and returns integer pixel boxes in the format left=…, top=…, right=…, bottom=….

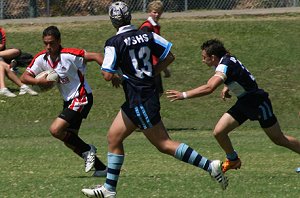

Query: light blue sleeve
left=152, top=32, right=173, bottom=61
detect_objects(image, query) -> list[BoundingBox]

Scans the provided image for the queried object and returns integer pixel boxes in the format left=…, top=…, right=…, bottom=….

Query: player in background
left=81, top=2, right=228, bottom=198
left=167, top=39, right=300, bottom=173
left=20, top=26, right=107, bottom=177
left=139, top=0, right=170, bottom=97
left=0, top=26, right=37, bottom=97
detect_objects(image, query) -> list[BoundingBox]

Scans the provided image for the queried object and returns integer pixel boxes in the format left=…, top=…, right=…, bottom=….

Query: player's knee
left=213, top=129, right=221, bottom=138
left=267, top=132, right=288, bottom=147
left=155, top=141, right=173, bottom=155
left=49, top=125, right=62, bottom=139
left=271, top=137, right=287, bottom=147
left=106, top=132, right=122, bottom=147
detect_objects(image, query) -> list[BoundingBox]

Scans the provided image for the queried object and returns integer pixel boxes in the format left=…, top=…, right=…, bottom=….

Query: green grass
left=1, top=14, right=300, bottom=197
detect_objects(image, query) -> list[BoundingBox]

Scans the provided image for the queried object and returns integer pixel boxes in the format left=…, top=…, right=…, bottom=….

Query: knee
left=270, top=136, right=287, bottom=147
left=49, top=125, right=62, bottom=139
left=11, top=48, right=21, bottom=58
left=213, top=128, right=222, bottom=138
left=155, top=141, right=174, bottom=155
left=156, top=145, right=167, bottom=154
left=1, top=62, right=10, bottom=70
left=106, top=131, right=122, bottom=147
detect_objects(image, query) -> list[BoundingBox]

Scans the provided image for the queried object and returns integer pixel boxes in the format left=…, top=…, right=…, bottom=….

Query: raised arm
left=153, top=51, right=175, bottom=75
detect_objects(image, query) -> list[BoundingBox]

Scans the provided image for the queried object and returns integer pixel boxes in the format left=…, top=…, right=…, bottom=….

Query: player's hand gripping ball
left=32, top=70, right=58, bottom=92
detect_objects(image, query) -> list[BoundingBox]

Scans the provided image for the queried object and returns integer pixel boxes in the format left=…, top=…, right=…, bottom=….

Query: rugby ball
left=32, top=70, right=58, bottom=92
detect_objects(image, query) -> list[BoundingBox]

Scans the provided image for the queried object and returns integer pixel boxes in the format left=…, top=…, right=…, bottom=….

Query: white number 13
left=129, top=46, right=152, bottom=78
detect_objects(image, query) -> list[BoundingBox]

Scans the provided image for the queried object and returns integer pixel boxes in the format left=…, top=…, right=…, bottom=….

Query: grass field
left=0, top=13, right=300, bottom=197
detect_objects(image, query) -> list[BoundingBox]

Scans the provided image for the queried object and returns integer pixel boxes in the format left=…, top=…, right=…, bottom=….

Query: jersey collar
left=44, top=46, right=62, bottom=69
left=116, top=25, right=137, bottom=35
left=147, top=17, right=159, bottom=26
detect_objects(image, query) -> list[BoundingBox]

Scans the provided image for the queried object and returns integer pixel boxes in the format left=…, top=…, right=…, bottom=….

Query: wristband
left=182, top=92, right=187, bottom=99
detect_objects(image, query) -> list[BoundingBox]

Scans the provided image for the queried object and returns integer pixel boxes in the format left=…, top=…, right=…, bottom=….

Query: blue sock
left=104, top=152, right=124, bottom=192
left=226, top=150, right=238, bottom=161
left=174, top=143, right=211, bottom=172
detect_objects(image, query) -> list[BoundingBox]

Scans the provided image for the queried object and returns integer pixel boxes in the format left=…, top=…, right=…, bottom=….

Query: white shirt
left=27, top=48, right=92, bottom=102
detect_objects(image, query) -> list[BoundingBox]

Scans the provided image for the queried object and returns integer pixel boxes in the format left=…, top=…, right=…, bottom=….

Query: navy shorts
left=58, top=94, right=93, bottom=130
left=121, top=94, right=161, bottom=129
left=227, top=91, right=277, bottom=128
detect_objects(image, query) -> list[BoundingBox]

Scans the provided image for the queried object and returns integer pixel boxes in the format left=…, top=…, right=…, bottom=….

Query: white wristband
left=182, top=92, right=187, bottom=99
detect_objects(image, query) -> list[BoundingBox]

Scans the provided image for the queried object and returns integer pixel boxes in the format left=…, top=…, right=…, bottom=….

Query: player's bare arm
left=20, top=70, right=54, bottom=87
left=84, top=52, right=104, bottom=65
left=153, top=51, right=175, bottom=75
left=221, top=85, right=231, bottom=100
left=166, top=72, right=224, bottom=102
left=101, top=70, right=122, bottom=88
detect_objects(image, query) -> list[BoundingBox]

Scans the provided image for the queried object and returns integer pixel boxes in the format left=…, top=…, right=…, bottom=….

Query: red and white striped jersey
left=26, top=47, right=92, bottom=102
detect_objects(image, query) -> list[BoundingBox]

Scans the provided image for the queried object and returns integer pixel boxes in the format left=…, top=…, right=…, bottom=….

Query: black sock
left=94, top=157, right=107, bottom=170
left=63, top=132, right=90, bottom=155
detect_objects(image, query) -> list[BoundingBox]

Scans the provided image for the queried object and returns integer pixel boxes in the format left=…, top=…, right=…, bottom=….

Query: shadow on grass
left=166, top=127, right=198, bottom=131
left=66, top=175, right=95, bottom=178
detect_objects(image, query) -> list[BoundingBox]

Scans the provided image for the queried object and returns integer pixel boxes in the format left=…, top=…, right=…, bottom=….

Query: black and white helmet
left=109, top=1, right=132, bottom=28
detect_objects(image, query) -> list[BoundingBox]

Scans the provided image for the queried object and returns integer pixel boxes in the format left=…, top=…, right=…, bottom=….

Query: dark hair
left=43, top=26, right=61, bottom=40
left=201, top=39, right=228, bottom=58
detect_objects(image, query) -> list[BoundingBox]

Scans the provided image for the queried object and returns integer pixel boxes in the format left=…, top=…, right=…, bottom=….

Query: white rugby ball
left=32, top=70, right=58, bottom=92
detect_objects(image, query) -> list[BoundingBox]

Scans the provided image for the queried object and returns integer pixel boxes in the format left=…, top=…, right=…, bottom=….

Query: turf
left=0, top=14, right=300, bottom=197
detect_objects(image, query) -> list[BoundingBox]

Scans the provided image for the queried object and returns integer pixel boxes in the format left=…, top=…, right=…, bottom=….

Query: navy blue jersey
left=216, top=54, right=259, bottom=98
left=101, top=25, right=172, bottom=107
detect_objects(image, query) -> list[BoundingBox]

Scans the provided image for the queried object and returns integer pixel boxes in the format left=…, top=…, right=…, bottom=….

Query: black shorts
left=227, top=91, right=277, bottom=128
left=58, top=94, right=93, bottom=130
left=121, top=94, right=161, bottom=130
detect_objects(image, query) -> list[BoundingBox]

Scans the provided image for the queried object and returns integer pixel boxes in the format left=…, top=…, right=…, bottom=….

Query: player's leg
left=143, top=121, right=228, bottom=190
left=263, top=121, right=300, bottom=154
left=0, top=64, right=16, bottom=97
left=82, top=109, right=136, bottom=197
left=49, top=116, right=91, bottom=153
left=213, top=113, right=239, bottom=156
left=143, top=121, right=178, bottom=155
left=256, top=94, right=300, bottom=154
left=62, top=128, right=106, bottom=175
left=213, top=113, right=241, bottom=172
left=49, top=107, right=104, bottom=173
left=104, top=110, right=136, bottom=190
left=65, top=116, right=107, bottom=176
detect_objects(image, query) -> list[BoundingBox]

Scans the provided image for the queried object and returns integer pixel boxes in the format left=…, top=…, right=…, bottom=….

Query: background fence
left=0, top=0, right=299, bottom=19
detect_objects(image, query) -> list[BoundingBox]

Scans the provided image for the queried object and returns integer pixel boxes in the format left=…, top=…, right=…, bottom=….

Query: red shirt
left=139, top=17, right=161, bottom=65
left=0, top=27, right=7, bottom=50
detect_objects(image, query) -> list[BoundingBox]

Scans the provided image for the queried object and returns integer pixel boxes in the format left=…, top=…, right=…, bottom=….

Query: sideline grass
left=0, top=14, right=300, bottom=197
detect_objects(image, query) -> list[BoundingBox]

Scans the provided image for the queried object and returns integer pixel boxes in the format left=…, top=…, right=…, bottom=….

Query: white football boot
left=82, top=144, right=97, bottom=173
left=82, top=185, right=116, bottom=198
left=210, top=160, right=228, bottom=190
